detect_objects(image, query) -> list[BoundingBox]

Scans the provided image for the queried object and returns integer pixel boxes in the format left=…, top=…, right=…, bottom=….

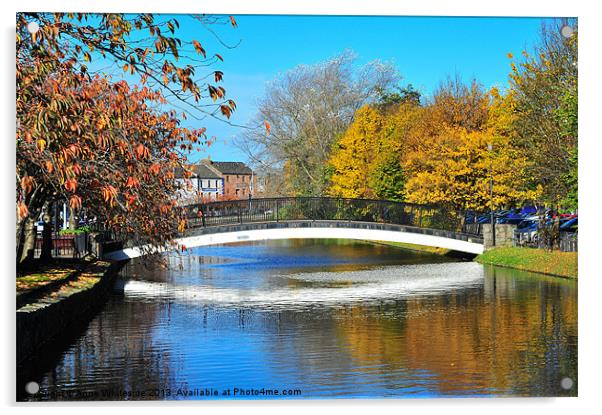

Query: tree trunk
left=16, top=219, right=25, bottom=264
left=40, top=219, right=53, bottom=261
left=18, top=218, right=37, bottom=267
left=37, top=202, right=54, bottom=261
left=16, top=187, right=48, bottom=270
left=69, top=206, right=78, bottom=230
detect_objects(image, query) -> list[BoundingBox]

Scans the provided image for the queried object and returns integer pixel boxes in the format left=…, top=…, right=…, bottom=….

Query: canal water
left=28, top=240, right=577, bottom=400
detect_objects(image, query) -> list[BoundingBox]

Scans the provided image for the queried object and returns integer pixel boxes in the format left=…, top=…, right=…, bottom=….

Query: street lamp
left=487, top=143, right=496, bottom=247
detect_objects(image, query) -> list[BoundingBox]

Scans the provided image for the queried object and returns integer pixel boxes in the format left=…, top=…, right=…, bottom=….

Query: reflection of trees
left=39, top=298, right=172, bottom=400
left=35, top=258, right=577, bottom=399
left=123, top=254, right=225, bottom=284
left=332, top=267, right=577, bottom=396
left=260, top=309, right=360, bottom=391
left=333, top=303, right=408, bottom=370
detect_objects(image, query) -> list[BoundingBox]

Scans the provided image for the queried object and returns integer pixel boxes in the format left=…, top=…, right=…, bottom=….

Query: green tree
left=557, top=89, right=578, bottom=210
left=375, top=84, right=422, bottom=108
left=508, top=19, right=578, bottom=207
left=368, top=152, right=406, bottom=201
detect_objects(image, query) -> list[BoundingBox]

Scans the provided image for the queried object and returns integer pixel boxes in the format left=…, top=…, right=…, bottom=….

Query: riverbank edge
left=474, top=247, right=578, bottom=279
left=368, top=240, right=577, bottom=279
left=16, top=259, right=128, bottom=367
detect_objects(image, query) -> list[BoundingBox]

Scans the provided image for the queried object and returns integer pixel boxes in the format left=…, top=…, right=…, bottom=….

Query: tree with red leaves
left=16, top=13, right=238, bottom=266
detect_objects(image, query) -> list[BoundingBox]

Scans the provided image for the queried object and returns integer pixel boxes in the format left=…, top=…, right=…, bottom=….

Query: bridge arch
left=104, top=220, right=484, bottom=260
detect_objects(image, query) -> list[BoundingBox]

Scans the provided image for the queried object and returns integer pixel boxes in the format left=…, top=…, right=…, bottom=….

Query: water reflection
left=120, top=262, right=485, bottom=309
left=28, top=240, right=577, bottom=400
left=334, top=267, right=577, bottom=396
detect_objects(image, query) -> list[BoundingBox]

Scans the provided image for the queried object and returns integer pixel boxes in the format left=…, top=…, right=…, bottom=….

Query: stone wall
left=483, top=224, right=517, bottom=249
left=16, top=260, right=126, bottom=366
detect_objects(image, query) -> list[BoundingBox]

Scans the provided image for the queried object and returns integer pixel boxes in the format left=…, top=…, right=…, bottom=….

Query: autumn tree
left=404, top=79, right=538, bottom=211
left=16, top=13, right=238, bottom=266
left=236, top=52, right=398, bottom=196
left=508, top=19, right=578, bottom=208
left=17, top=13, right=238, bottom=120
left=328, top=101, right=421, bottom=200
left=328, top=105, right=384, bottom=198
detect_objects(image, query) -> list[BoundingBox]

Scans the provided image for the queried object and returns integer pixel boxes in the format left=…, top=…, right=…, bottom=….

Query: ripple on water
left=120, top=262, right=485, bottom=310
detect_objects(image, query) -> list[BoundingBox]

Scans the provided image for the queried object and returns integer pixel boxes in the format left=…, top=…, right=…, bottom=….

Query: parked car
left=560, top=217, right=578, bottom=232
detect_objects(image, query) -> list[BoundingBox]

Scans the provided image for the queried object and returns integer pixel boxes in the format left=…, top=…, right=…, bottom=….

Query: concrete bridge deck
left=104, top=219, right=484, bottom=260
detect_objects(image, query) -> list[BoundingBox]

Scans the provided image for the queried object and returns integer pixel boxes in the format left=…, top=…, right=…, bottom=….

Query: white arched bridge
left=104, top=197, right=485, bottom=260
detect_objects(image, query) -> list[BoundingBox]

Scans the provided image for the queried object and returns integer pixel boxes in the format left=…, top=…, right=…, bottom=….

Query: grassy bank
left=16, top=259, right=115, bottom=309
left=370, top=241, right=577, bottom=279
left=475, top=247, right=577, bottom=279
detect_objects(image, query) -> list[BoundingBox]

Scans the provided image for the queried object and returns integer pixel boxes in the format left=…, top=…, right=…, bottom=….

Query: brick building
left=176, top=159, right=256, bottom=201
left=201, top=159, right=256, bottom=199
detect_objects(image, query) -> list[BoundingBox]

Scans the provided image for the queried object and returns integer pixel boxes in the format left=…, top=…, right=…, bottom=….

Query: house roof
left=175, top=164, right=221, bottom=179
left=193, top=164, right=222, bottom=179
left=205, top=161, right=253, bottom=175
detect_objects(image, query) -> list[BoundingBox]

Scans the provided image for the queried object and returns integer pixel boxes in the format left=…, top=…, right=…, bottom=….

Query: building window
left=235, top=189, right=240, bottom=196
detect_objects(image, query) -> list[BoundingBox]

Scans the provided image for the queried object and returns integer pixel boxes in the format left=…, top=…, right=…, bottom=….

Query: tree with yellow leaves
left=328, top=102, right=421, bottom=200
left=328, top=105, right=384, bottom=198
left=404, top=79, right=539, bottom=211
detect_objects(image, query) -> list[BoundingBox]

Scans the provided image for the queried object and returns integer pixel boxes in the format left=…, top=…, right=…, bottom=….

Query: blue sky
left=159, top=15, right=554, bottom=163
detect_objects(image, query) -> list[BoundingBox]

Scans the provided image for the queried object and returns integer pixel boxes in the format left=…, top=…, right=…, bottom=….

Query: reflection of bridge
left=105, top=197, right=485, bottom=260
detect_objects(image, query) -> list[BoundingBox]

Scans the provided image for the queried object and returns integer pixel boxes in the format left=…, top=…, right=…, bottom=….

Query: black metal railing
left=34, top=232, right=92, bottom=258
left=181, top=197, right=483, bottom=237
